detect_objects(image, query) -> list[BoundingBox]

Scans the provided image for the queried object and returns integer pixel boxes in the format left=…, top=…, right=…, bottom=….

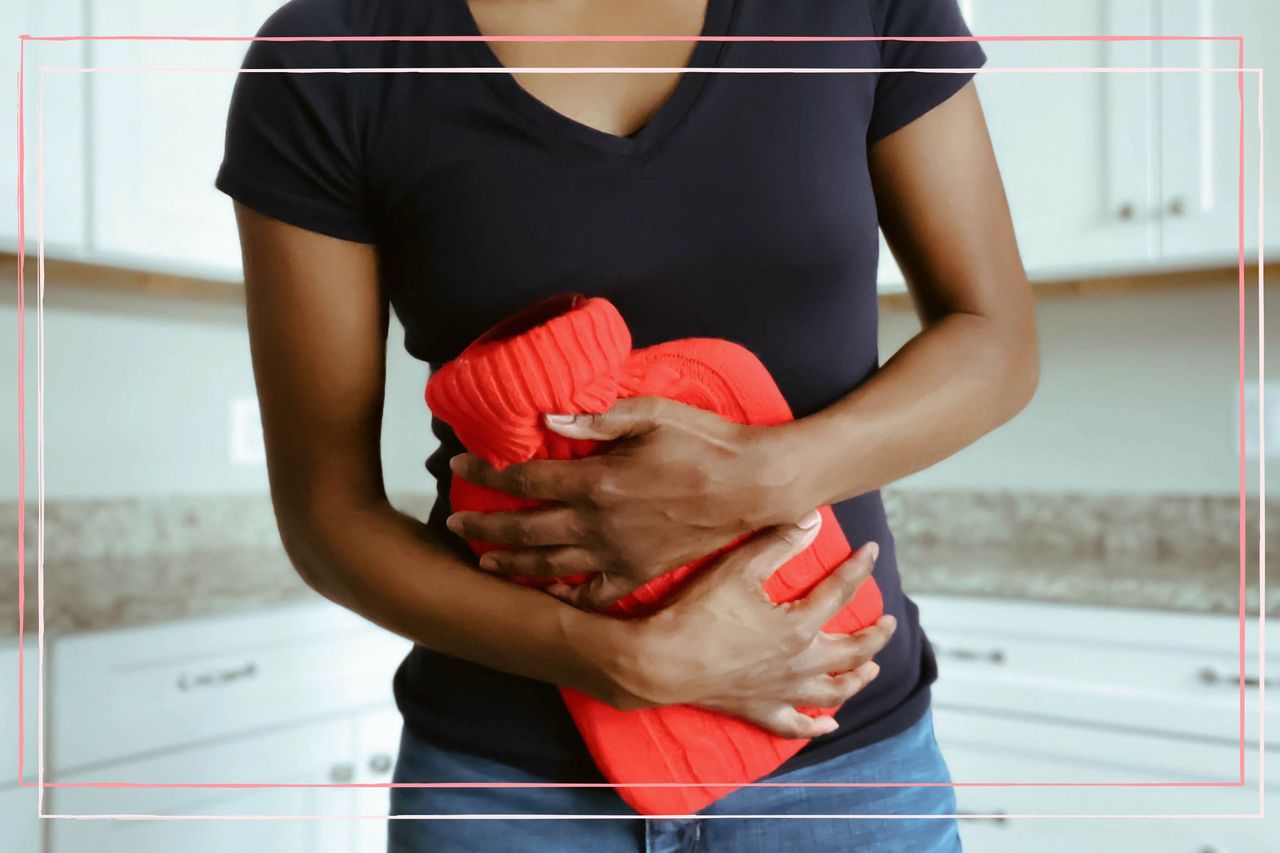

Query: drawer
left=50, top=716, right=356, bottom=852
left=51, top=600, right=411, bottom=773
left=914, top=595, right=1276, bottom=742
left=932, top=706, right=1276, bottom=819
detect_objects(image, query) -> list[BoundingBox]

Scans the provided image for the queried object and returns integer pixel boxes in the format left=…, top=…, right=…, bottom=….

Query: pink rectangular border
left=13, top=32, right=1267, bottom=820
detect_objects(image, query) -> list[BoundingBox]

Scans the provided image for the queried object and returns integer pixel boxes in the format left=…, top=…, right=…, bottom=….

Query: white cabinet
left=353, top=706, right=405, bottom=852
left=44, top=600, right=411, bottom=852
left=1157, top=0, right=1278, bottom=267
left=1, top=0, right=89, bottom=256
left=915, top=594, right=1279, bottom=850
left=50, top=600, right=407, bottom=772
left=48, top=718, right=358, bottom=853
left=880, top=0, right=1273, bottom=291
left=83, top=0, right=283, bottom=280
left=879, top=0, right=1163, bottom=291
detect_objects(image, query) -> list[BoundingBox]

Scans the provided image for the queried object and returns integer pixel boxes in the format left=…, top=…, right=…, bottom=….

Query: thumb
left=542, top=397, right=668, bottom=440
left=547, top=574, right=632, bottom=613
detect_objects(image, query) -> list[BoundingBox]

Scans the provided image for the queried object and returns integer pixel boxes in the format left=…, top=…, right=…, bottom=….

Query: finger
left=543, top=397, right=674, bottom=441
left=555, top=573, right=638, bottom=612
left=718, top=511, right=823, bottom=587
left=756, top=705, right=840, bottom=740
left=448, top=453, right=594, bottom=502
left=789, top=541, right=880, bottom=635
left=788, top=661, right=881, bottom=708
left=445, top=506, right=583, bottom=549
left=813, top=615, right=899, bottom=673
left=476, top=545, right=601, bottom=579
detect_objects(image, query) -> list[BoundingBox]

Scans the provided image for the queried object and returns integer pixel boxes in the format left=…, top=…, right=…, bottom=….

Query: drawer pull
left=369, top=753, right=394, bottom=775
left=175, top=661, right=258, bottom=692
left=934, top=645, right=1006, bottom=665
left=957, top=809, right=1008, bottom=825
left=1197, top=667, right=1268, bottom=690
left=330, top=762, right=355, bottom=783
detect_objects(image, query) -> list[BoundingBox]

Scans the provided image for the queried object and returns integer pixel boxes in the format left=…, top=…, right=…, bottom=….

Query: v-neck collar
left=446, top=0, right=738, bottom=157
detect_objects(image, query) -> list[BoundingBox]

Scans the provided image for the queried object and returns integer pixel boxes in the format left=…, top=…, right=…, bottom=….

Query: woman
left=216, top=0, right=1036, bottom=850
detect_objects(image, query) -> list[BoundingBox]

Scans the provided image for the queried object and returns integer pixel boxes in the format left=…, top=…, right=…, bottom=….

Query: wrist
left=563, top=606, right=666, bottom=710
left=748, top=418, right=834, bottom=523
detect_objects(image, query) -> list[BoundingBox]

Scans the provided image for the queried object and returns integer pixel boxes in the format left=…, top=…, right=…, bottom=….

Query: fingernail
left=815, top=716, right=839, bottom=735
left=544, top=413, right=575, bottom=425
left=478, top=554, right=497, bottom=571
left=861, top=661, right=881, bottom=679
left=865, top=541, right=880, bottom=563
left=445, top=514, right=461, bottom=532
left=449, top=454, right=465, bottom=472
left=797, top=509, right=822, bottom=530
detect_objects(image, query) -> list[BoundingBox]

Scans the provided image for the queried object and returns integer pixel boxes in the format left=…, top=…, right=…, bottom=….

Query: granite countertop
left=0, top=490, right=1273, bottom=637
left=898, top=546, right=1270, bottom=617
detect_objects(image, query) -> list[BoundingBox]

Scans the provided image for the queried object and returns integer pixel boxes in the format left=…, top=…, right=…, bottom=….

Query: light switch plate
left=1240, top=380, right=1280, bottom=459
left=228, top=396, right=266, bottom=467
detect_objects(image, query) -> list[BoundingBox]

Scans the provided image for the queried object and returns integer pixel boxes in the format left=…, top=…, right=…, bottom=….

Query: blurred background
left=2, top=0, right=1278, bottom=850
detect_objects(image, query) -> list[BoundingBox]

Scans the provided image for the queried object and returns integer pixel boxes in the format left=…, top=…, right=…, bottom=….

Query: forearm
left=277, top=497, right=642, bottom=705
left=774, top=308, right=1038, bottom=511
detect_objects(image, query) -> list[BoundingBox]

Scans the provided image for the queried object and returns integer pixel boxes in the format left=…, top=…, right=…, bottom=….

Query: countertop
left=1, top=490, right=1273, bottom=637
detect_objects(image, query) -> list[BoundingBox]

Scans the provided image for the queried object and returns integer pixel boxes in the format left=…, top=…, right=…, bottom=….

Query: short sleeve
left=866, top=0, right=988, bottom=144
left=214, top=0, right=376, bottom=243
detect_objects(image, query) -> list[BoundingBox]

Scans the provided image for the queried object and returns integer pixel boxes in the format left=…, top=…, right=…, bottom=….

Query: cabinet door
left=1157, top=0, right=1277, bottom=267
left=51, top=600, right=408, bottom=773
left=960, top=1, right=1162, bottom=281
left=49, top=718, right=358, bottom=853
left=1, top=0, right=89, bottom=256
left=934, top=707, right=1279, bottom=851
left=353, top=706, right=405, bottom=853
left=84, top=0, right=284, bottom=280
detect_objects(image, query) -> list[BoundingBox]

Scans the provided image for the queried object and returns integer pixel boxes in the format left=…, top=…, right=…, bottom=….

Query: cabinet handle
left=933, top=644, right=1006, bottom=665
left=329, top=762, right=355, bottom=783
left=175, top=661, right=257, bottom=692
left=1118, top=201, right=1137, bottom=220
left=1197, top=666, right=1269, bottom=690
left=1167, top=196, right=1187, bottom=217
left=957, top=809, right=1009, bottom=826
left=369, top=753, right=394, bottom=775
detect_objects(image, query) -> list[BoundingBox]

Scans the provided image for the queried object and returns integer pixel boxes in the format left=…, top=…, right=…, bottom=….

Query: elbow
left=1000, top=317, right=1040, bottom=422
left=1010, top=335, right=1040, bottom=414
left=273, top=497, right=356, bottom=605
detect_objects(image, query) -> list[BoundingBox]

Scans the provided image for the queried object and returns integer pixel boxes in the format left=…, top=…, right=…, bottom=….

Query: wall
left=882, top=281, right=1273, bottom=496
left=0, top=274, right=1270, bottom=501
left=1, top=280, right=437, bottom=501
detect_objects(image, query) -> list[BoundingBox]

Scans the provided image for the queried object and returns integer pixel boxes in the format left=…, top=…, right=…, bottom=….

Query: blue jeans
left=387, top=706, right=962, bottom=852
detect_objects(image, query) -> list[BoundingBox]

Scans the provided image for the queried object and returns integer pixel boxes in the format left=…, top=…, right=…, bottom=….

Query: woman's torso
left=247, top=0, right=939, bottom=780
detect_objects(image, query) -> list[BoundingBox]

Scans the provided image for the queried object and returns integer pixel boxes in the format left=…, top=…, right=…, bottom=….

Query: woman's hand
left=596, top=511, right=895, bottom=739
left=445, top=397, right=811, bottom=610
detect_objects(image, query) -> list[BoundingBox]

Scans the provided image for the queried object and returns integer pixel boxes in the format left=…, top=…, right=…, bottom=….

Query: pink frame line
left=13, top=33, right=1266, bottom=821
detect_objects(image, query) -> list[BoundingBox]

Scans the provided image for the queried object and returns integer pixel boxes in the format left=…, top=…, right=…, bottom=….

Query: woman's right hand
left=603, top=510, right=897, bottom=739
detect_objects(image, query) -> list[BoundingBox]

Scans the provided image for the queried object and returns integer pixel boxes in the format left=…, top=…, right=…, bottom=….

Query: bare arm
left=778, top=80, right=1038, bottom=508
left=233, top=203, right=893, bottom=737
left=235, top=203, right=629, bottom=698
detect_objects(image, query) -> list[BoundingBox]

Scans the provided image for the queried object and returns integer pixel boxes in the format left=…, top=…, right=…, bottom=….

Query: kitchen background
left=2, top=0, right=1278, bottom=850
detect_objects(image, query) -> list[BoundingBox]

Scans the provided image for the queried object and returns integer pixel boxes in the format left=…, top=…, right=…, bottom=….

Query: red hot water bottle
left=424, top=293, right=883, bottom=815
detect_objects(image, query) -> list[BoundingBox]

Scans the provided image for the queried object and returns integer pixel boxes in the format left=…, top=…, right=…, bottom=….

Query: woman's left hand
left=444, top=397, right=811, bottom=611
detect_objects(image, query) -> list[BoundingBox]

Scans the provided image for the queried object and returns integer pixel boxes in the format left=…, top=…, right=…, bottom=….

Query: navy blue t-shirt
left=216, top=0, right=986, bottom=781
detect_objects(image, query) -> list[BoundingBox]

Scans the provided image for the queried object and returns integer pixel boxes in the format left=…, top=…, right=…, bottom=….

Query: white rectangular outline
left=16, top=50, right=1267, bottom=822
